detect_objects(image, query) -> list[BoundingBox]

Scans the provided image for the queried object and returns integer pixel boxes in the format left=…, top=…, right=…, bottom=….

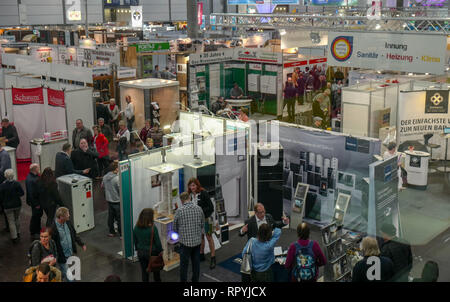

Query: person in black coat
left=96, top=102, right=112, bottom=125
left=0, top=169, right=24, bottom=242
left=70, top=139, right=99, bottom=178
left=55, top=143, right=90, bottom=178
left=379, top=223, right=413, bottom=282
left=352, top=236, right=394, bottom=282
left=34, top=168, right=63, bottom=227
left=26, top=163, right=41, bottom=239
left=50, top=207, right=86, bottom=281
left=1, top=118, right=20, bottom=149
left=239, top=203, right=289, bottom=241
left=187, top=178, right=216, bottom=269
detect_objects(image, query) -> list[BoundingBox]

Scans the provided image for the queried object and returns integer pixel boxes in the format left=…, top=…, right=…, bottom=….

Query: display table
left=225, top=99, right=253, bottom=113
left=4, top=146, right=18, bottom=180
left=405, top=150, right=430, bottom=189
left=30, top=138, right=68, bottom=172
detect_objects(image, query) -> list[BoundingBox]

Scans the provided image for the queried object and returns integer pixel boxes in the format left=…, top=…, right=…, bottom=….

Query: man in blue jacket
left=54, top=143, right=90, bottom=178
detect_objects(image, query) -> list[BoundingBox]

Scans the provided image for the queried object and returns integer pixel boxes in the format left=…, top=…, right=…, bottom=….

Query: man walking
left=26, top=163, right=41, bottom=239
left=173, top=192, right=205, bottom=282
left=51, top=207, right=86, bottom=281
left=102, top=162, right=121, bottom=238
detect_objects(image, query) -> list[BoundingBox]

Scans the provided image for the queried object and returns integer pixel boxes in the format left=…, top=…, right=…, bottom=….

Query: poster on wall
left=130, top=6, right=143, bottom=28
left=12, top=88, right=45, bottom=159
left=267, top=123, right=381, bottom=230
left=369, top=156, right=400, bottom=237
left=327, top=32, right=447, bottom=75
left=30, top=46, right=57, bottom=63
left=398, top=90, right=450, bottom=160
left=66, top=0, right=82, bottom=21
left=46, top=89, right=67, bottom=133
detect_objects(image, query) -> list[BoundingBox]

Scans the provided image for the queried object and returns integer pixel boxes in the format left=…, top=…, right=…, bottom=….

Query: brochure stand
left=290, top=183, right=309, bottom=230
left=321, top=222, right=352, bottom=282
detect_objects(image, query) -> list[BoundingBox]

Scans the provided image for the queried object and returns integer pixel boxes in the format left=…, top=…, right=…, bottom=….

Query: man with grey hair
left=352, top=236, right=394, bottom=282
left=26, top=163, right=41, bottom=239
left=98, top=117, right=113, bottom=142
left=0, top=169, right=24, bottom=243
left=51, top=207, right=86, bottom=281
left=312, top=116, right=323, bottom=129
left=72, top=119, right=93, bottom=148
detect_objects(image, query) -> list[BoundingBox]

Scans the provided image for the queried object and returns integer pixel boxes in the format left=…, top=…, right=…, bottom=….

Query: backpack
left=27, top=240, right=43, bottom=266
left=292, top=241, right=317, bottom=282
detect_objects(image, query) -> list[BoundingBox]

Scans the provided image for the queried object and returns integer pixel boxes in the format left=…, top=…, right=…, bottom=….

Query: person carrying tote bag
left=241, top=237, right=255, bottom=282
left=133, top=208, right=163, bottom=282
left=147, top=225, right=165, bottom=274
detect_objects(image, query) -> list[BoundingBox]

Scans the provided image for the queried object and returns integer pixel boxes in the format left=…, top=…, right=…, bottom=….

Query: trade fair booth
left=259, top=120, right=383, bottom=233
left=188, top=48, right=284, bottom=116
left=0, top=71, right=94, bottom=163
left=118, top=112, right=251, bottom=269
left=119, top=78, right=180, bottom=130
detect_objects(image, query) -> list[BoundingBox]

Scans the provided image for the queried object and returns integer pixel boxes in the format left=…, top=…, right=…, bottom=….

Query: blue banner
left=311, top=0, right=357, bottom=5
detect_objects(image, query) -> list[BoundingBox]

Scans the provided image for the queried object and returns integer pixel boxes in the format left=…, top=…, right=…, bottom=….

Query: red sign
left=309, top=58, right=327, bottom=64
left=284, top=60, right=308, bottom=68
left=47, top=88, right=65, bottom=108
left=86, top=191, right=92, bottom=199
left=12, top=87, right=44, bottom=105
left=197, top=2, right=203, bottom=25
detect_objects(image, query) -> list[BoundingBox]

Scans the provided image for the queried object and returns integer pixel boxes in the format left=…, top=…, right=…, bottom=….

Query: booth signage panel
left=327, top=32, right=447, bottom=75
left=131, top=6, right=143, bottom=28
left=189, top=49, right=234, bottom=65
left=0, top=36, right=16, bottom=43
left=118, top=68, right=137, bottom=79
left=66, top=0, right=82, bottom=21
left=134, top=42, right=170, bottom=53
left=398, top=90, right=450, bottom=160
left=235, top=48, right=282, bottom=64
left=309, top=58, right=327, bottom=64
left=369, top=156, right=400, bottom=237
left=284, top=60, right=308, bottom=68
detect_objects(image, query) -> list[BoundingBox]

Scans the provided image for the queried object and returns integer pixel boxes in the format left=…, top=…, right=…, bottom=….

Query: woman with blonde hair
left=352, top=236, right=394, bottom=282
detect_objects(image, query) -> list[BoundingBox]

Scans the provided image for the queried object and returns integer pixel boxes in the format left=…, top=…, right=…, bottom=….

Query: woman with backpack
left=285, top=223, right=327, bottom=282
left=30, top=227, right=58, bottom=267
left=241, top=223, right=281, bottom=282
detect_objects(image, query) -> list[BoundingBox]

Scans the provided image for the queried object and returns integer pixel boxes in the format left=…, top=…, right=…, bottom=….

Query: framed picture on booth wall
left=151, top=175, right=161, bottom=188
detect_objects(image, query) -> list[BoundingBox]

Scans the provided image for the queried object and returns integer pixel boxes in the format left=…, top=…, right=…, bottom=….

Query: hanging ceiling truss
left=209, top=10, right=450, bottom=35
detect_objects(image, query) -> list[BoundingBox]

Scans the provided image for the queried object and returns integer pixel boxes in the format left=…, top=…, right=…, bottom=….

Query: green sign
left=133, top=42, right=170, bottom=52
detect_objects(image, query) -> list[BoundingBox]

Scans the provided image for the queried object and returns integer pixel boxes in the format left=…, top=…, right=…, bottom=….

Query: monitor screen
left=444, top=127, right=450, bottom=134
left=197, top=165, right=216, bottom=192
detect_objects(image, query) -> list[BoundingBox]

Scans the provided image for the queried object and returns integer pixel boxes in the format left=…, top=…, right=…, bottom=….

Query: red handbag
left=146, top=225, right=164, bottom=273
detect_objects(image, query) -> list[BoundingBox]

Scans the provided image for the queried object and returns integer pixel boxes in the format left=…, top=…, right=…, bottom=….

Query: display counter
left=4, top=146, right=18, bottom=180
left=405, top=150, right=430, bottom=189
left=226, top=99, right=253, bottom=113
left=30, top=138, right=68, bottom=172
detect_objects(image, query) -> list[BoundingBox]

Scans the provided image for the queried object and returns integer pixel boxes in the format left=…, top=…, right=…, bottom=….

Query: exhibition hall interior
left=0, top=0, right=449, bottom=284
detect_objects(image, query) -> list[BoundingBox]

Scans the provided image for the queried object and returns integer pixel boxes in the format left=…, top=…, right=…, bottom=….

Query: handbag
left=240, top=238, right=254, bottom=275
left=146, top=225, right=165, bottom=273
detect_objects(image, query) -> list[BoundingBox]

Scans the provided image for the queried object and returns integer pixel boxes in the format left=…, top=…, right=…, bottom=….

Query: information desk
left=30, top=138, right=68, bottom=172
left=4, top=146, right=17, bottom=180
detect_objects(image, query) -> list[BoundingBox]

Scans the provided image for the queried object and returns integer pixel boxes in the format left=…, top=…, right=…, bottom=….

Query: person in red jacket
left=92, top=125, right=110, bottom=177
left=139, top=119, right=152, bottom=145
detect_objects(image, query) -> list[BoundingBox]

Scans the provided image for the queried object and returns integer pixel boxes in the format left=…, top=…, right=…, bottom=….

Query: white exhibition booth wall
left=1, top=72, right=94, bottom=159
left=119, top=79, right=180, bottom=130
left=342, top=79, right=413, bottom=138
left=348, top=69, right=431, bottom=86
left=119, top=112, right=251, bottom=259
left=398, top=87, right=450, bottom=160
